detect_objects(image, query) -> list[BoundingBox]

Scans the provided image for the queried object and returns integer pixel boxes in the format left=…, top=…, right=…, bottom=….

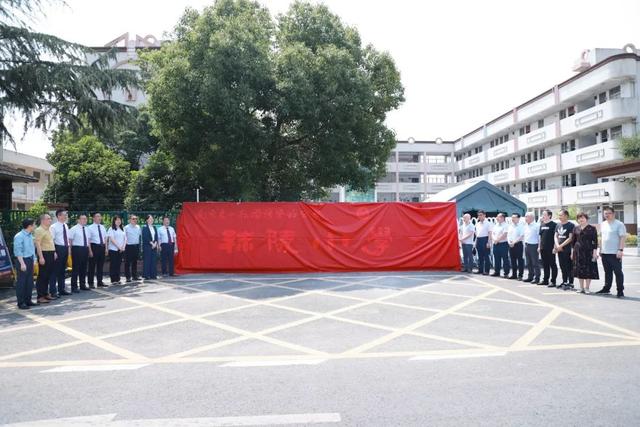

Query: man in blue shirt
left=13, top=218, right=36, bottom=309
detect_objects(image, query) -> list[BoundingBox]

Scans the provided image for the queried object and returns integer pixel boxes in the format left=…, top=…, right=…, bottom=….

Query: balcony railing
left=560, top=140, right=624, bottom=171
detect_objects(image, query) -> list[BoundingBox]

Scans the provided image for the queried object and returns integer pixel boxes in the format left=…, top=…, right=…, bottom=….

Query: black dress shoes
left=595, top=289, right=610, bottom=295
left=59, top=290, right=72, bottom=296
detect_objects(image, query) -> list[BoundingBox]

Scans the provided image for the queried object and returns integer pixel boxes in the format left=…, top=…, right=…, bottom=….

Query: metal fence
left=1, top=209, right=180, bottom=253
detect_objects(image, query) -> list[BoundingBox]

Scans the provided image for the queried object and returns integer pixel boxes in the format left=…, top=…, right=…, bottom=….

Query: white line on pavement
left=220, top=359, right=327, bottom=367
left=0, top=413, right=342, bottom=426
left=542, top=292, right=579, bottom=296
left=41, top=364, right=149, bottom=373
left=409, top=351, right=507, bottom=361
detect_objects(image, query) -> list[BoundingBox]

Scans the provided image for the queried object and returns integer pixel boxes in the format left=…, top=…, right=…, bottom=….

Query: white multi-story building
left=450, top=45, right=640, bottom=234
left=1, top=149, right=53, bottom=209
left=334, top=46, right=640, bottom=235
left=86, top=33, right=162, bottom=108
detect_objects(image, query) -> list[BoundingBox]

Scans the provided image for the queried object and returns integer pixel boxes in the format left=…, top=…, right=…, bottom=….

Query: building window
left=568, top=106, right=575, bottom=116
left=598, top=92, right=607, bottom=104
left=559, top=110, right=566, bottom=120
left=33, top=171, right=41, bottom=180
left=538, top=119, right=544, bottom=128
left=540, top=179, right=546, bottom=190
left=609, top=86, right=621, bottom=99
left=600, top=129, right=609, bottom=143
left=426, top=155, right=446, bottom=164
left=561, top=139, right=576, bottom=153
left=17, top=203, right=26, bottom=210
left=427, top=175, right=446, bottom=183
left=17, top=168, right=26, bottom=174
left=610, top=125, right=623, bottom=140
left=562, top=173, right=577, bottom=187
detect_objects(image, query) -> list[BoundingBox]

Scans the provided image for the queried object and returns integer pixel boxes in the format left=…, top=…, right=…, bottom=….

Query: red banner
left=175, top=202, right=460, bottom=273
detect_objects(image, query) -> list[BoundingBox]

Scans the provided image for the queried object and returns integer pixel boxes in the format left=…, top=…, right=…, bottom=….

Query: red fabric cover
left=175, top=202, right=460, bottom=273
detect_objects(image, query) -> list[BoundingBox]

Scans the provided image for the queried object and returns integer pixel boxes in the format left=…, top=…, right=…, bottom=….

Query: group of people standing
left=459, top=206, right=627, bottom=297
left=12, top=210, right=178, bottom=310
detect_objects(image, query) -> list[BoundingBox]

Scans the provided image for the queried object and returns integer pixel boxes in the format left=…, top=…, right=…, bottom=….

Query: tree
left=139, top=0, right=404, bottom=202
left=124, top=150, right=185, bottom=210
left=619, top=135, right=640, bottom=159
left=43, top=131, right=131, bottom=210
left=0, top=0, right=140, bottom=145
left=102, top=108, right=159, bottom=170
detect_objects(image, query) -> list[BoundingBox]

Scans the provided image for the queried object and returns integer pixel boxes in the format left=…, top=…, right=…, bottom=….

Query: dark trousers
left=53, top=245, right=69, bottom=294
left=160, top=243, right=175, bottom=275
left=493, top=242, right=510, bottom=276
left=143, top=246, right=157, bottom=279
left=125, top=244, right=140, bottom=280
left=109, top=250, right=122, bottom=283
left=508, top=242, right=524, bottom=278
left=601, top=254, right=624, bottom=293
left=558, top=249, right=573, bottom=285
left=15, top=257, right=34, bottom=306
left=525, top=243, right=541, bottom=281
left=476, top=237, right=491, bottom=274
left=540, top=249, right=558, bottom=284
left=35, top=251, right=55, bottom=297
left=71, top=246, right=89, bottom=290
left=462, top=244, right=473, bottom=272
left=88, top=243, right=106, bottom=286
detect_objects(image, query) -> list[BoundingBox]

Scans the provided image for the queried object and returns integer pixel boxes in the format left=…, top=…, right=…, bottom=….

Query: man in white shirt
left=50, top=209, right=71, bottom=296
left=596, top=206, right=628, bottom=297
left=157, top=215, right=178, bottom=277
left=491, top=213, right=510, bottom=278
left=124, top=215, right=142, bottom=282
left=459, top=213, right=475, bottom=273
left=474, top=210, right=492, bottom=275
left=87, top=212, right=108, bottom=288
left=507, top=213, right=525, bottom=280
left=523, top=212, right=541, bottom=284
left=68, top=214, right=90, bottom=293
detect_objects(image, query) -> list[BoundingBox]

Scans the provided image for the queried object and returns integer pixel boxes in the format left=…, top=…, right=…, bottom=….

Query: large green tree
left=124, top=150, right=184, bottom=210
left=138, top=0, right=404, bottom=202
left=43, top=131, right=131, bottom=210
left=0, top=0, right=140, bottom=145
left=102, top=108, right=159, bottom=170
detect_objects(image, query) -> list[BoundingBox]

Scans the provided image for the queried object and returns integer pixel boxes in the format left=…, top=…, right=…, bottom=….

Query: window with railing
left=519, top=149, right=545, bottom=165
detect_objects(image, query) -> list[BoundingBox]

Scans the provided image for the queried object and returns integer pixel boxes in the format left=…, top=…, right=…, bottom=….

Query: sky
left=6, top=0, right=640, bottom=157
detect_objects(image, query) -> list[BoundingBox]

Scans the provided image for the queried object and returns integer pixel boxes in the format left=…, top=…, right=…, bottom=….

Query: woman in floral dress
left=571, top=212, right=599, bottom=294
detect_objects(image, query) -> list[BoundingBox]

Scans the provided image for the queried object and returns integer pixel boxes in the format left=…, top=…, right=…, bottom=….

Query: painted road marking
left=41, top=364, right=149, bottom=373
left=410, top=351, right=507, bottom=361
left=220, top=359, right=327, bottom=367
left=1, top=412, right=342, bottom=426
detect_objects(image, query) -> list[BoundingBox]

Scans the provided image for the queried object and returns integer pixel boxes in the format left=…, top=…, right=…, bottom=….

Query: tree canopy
left=0, top=0, right=140, bottom=145
left=43, top=131, right=131, bottom=211
left=138, top=0, right=404, bottom=202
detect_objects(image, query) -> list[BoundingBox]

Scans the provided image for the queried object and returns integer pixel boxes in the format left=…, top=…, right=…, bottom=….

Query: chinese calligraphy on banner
left=176, top=202, right=459, bottom=273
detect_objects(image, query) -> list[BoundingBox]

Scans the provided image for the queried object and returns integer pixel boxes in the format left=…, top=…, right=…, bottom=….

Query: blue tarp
left=429, top=181, right=527, bottom=217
